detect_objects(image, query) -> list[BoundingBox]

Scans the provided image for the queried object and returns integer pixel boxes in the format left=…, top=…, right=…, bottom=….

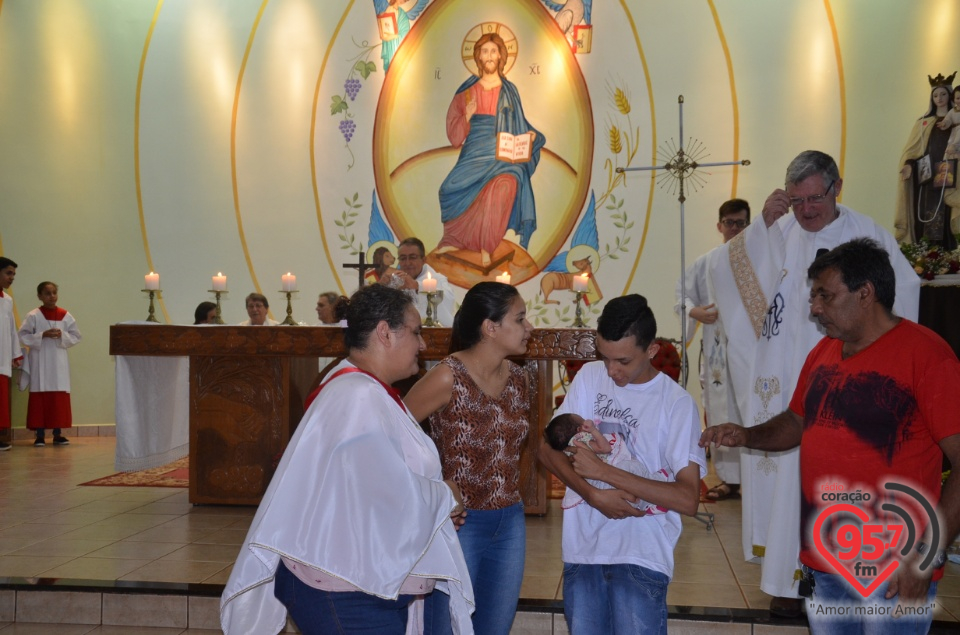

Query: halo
left=565, top=245, right=601, bottom=274
left=366, top=240, right=398, bottom=263
left=461, top=22, right=518, bottom=77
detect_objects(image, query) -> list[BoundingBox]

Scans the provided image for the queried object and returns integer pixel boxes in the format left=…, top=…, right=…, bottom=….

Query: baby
left=544, top=413, right=671, bottom=513
left=936, top=90, right=960, bottom=160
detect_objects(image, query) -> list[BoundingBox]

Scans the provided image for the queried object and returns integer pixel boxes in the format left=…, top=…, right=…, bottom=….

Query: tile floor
left=0, top=436, right=958, bottom=633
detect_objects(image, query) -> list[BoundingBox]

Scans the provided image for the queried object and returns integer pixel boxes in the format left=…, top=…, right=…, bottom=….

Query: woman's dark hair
left=36, top=281, right=58, bottom=296
left=596, top=294, right=657, bottom=350
left=194, top=301, right=217, bottom=324
left=344, top=284, right=413, bottom=350
left=450, top=281, right=520, bottom=352
left=333, top=295, right=349, bottom=322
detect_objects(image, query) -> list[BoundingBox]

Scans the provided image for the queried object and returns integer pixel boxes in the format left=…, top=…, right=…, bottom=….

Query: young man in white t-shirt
left=538, top=294, right=706, bottom=634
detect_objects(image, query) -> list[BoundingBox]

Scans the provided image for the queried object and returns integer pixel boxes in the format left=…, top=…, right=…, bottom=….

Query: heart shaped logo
left=812, top=503, right=900, bottom=598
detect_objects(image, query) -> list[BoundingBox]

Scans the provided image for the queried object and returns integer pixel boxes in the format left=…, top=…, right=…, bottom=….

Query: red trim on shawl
left=304, top=367, right=404, bottom=411
left=39, top=306, right=68, bottom=320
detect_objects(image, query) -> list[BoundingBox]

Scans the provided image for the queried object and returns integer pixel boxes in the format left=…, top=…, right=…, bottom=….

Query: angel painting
left=374, top=0, right=430, bottom=72
left=540, top=0, right=592, bottom=36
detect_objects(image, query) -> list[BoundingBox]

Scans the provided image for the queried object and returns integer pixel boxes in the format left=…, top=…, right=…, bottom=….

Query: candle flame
left=426, top=272, right=433, bottom=280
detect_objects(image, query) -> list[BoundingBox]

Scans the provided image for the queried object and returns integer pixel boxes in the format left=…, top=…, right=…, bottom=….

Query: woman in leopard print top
left=406, top=282, right=533, bottom=635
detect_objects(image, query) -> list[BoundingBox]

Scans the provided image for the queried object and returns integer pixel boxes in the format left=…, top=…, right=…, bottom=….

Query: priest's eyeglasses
left=789, top=180, right=835, bottom=209
left=720, top=219, right=748, bottom=229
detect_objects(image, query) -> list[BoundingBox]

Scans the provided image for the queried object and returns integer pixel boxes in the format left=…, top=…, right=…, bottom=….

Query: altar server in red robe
left=0, top=258, right=23, bottom=451
left=18, top=281, right=81, bottom=447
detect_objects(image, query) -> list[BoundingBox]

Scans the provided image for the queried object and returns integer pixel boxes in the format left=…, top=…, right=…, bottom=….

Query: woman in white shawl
left=220, top=284, right=474, bottom=634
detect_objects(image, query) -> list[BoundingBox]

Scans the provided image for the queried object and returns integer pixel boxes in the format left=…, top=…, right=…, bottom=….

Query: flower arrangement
left=899, top=239, right=960, bottom=280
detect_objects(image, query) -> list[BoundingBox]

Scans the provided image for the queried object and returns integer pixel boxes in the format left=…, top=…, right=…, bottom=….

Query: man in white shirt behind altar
left=674, top=198, right=750, bottom=503
left=380, top=237, right=455, bottom=327
left=238, top=293, right=280, bottom=326
left=709, top=150, right=920, bottom=617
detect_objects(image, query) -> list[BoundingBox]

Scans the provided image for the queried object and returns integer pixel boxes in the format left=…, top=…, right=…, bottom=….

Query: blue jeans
left=274, top=561, right=413, bottom=634
left=805, top=570, right=937, bottom=635
left=425, top=502, right=526, bottom=635
left=562, top=562, right=669, bottom=635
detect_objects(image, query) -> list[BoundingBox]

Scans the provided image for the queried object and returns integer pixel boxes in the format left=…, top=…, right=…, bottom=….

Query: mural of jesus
left=436, top=31, right=545, bottom=266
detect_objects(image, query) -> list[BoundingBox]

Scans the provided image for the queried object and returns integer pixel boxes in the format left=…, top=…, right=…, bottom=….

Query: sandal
left=705, top=482, right=740, bottom=501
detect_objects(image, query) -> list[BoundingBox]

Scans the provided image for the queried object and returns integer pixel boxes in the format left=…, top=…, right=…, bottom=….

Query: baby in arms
left=937, top=96, right=960, bottom=160
left=544, top=412, right=671, bottom=513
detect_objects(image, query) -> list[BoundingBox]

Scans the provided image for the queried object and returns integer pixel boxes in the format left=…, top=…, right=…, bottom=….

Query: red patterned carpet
left=80, top=457, right=189, bottom=488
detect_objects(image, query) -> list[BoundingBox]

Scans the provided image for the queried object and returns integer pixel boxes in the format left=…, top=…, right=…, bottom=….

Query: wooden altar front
left=919, top=278, right=960, bottom=358
left=110, top=325, right=598, bottom=511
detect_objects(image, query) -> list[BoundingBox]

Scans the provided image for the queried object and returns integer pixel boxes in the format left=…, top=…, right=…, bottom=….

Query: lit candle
left=572, top=273, right=589, bottom=292
left=144, top=272, right=160, bottom=290
left=495, top=271, right=511, bottom=285
left=281, top=272, right=297, bottom=292
left=212, top=272, right=227, bottom=291
left=421, top=271, right=438, bottom=293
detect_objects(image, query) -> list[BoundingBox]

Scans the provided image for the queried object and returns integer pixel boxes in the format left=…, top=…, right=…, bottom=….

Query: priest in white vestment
left=383, top=238, right=455, bottom=327
left=709, top=151, right=920, bottom=613
left=675, top=198, right=751, bottom=499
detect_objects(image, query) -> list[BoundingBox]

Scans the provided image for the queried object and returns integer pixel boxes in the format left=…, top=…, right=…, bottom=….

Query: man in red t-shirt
left=700, top=238, right=960, bottom=633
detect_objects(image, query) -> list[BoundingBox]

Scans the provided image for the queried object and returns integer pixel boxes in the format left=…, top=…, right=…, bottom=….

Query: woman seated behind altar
left=193, top=301, right=217, bottom=325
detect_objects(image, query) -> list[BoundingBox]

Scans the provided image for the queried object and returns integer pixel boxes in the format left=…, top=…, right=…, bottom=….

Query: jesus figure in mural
left=437, top=31, right=545, bottom=266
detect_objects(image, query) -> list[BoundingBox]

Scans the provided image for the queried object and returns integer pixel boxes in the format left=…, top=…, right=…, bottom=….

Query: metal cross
left=617, top=95, right=750, bottom=386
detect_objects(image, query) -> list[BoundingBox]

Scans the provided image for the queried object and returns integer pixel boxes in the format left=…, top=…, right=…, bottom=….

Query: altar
left=919, top=275, right=960, bottom=358
left=110, top=325, right=598, bottom=510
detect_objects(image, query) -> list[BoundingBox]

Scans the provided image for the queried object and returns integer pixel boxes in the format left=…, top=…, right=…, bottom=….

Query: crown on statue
left=928, top=71, right=957, bottom=88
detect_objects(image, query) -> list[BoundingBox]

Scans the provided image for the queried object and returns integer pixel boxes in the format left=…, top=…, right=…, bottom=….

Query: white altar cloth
left=113, top=322, right=189, bottom=471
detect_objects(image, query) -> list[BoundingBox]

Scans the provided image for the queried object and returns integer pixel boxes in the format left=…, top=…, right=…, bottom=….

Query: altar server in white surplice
left=0, top=258, right=24, bottom=451
left=675, top=198, right=750, bottom=501
left=18, top=281, right=82, bottom=446
left=221, top=284, right=474, bottom=635
left=709, top=151, right=919, bottom=614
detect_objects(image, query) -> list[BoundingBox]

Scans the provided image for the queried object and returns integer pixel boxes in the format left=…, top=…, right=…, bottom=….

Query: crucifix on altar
left=342, top=251, right=374, bottom=290
left=617, top=95, right=751, bottom=388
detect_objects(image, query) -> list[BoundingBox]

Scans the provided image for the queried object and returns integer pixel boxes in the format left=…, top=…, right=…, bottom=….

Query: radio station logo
left=812, top=481, right=941, bottom=598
